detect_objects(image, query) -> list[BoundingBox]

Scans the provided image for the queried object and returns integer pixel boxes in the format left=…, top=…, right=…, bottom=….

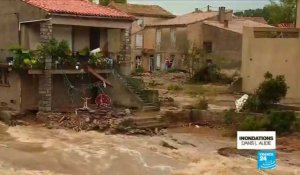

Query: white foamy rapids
left=2, top=126, right=300, bottom=175
left=115, top=146, right=175, bottom=172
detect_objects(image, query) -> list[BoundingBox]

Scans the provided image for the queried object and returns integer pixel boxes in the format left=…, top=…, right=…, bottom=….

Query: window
left=135, top=34, right=143, bottom=48
left=156, top=29, right=161, bottom=50
left=135, top=56, right=142, bottom=68
left=170, top=28, right=176, bottom=49
left=0, top=69, right=9, bottom=86
left=203, top=41, right=213, bottom=53
left=156, top=54, right=161, bottom=69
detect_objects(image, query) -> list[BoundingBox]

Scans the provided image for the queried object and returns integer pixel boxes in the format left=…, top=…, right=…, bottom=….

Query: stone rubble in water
left=35, top=107, right=163, bottom=136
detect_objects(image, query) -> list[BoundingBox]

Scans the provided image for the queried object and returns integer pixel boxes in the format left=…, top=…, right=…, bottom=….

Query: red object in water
left=95, top=93, right=112, bottom=107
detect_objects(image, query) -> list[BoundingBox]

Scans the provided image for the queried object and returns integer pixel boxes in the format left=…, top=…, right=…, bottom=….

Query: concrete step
left=142, top=106, right=160, bottom=111
left=132, top=116, right=167, bottom=129
left=135, top=122, right=168, bottom=129
left=143, top=102, right=155, bottom=106
left=133, top=116, right=162, bottom=123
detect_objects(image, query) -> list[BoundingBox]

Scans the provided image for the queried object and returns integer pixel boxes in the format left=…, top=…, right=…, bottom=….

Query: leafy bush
left=9, top=46, right=43, bottom=70
left=191, top=63, right=233, bottom=84
left=244, top=72, right=288, bottom=112
left=224, top=109, right=235, bottom=125
left=37, top=38, right=74, bottom=67
left=239, top=116, right=269, bottom=131
left=256, top=72, right=288, bottom=105
left=89, top=52, right=111, bottom=69
left=268, top=111, right=295, bottom=134
left=38, top=38, right=72, bottom=61
left=244, top=95, right=264, bottom=112
left=196, top=96, right=208, bottom=110
left=192, top=63, right=220, bottom=83
left=237, top=111, right=295, bottom=134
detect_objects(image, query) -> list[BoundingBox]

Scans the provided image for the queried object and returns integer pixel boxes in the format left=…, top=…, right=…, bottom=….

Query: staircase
left=114, top=71, right=160, bottom=111
left=132, top=116, right=168, bottom=129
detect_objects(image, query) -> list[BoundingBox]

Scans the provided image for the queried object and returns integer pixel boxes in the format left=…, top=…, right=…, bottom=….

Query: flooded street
left=0, top=122, right=299, bottom=175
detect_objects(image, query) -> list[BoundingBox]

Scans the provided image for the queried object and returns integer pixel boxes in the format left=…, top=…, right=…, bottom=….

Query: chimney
left=218, top=6, right=226, bottom=22
left=224, top=20, right=229, bottom=28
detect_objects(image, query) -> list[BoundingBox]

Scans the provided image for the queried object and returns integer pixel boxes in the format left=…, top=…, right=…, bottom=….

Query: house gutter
left=19, top=18, right=52, bottom=24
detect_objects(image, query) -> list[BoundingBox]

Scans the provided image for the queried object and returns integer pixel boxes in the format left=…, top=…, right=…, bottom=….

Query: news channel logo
left=237, top=131, right=277, bottom=170
left=237, top=131, right=276, bottom=150
left=257, top=150, right=276, bottom=170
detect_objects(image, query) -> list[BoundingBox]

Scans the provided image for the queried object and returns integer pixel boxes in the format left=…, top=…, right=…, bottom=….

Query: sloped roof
left=203, top=19, right=272, bottom=34
left=233, top=16, right=268, bottom=24
left=146, top=11, right=225, bottom=27
left=108, top=2, right=175, bottom=18
left=22, top=0, right=133, bottom=19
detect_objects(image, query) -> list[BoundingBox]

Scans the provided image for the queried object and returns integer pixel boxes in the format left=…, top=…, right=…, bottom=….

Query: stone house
left=202, top=18, right=271, bottom=69
left=108, top=2, right=176, bottom=72
left=140, top=7, right=270, bottom=72
left=0, top=0, right=135, bottom=112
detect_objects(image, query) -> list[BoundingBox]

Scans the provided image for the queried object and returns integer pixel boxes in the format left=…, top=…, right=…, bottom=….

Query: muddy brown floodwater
left=0, top=122, right=299, bottom=175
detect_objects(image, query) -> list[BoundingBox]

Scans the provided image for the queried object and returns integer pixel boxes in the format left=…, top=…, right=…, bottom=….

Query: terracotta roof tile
left=146, top=11, right=221, bottom=27
left=109, top=2, right=175, bottom=18
left=22, top=0, right=133, bottom=19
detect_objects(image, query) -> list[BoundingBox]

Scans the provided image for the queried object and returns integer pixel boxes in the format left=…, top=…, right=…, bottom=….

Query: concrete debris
left=36, top=107, right=163, bottom=135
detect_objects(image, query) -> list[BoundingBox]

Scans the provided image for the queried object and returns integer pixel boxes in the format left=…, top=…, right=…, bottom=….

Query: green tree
left=263, top=0, right=296, bottom=25
left=233, top=0, right=296, bottom=25
left=234, top=9, right=264, bottom=17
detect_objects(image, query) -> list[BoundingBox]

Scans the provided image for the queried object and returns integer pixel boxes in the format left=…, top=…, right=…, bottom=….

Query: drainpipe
left=14, top=13, right=21, bottom=46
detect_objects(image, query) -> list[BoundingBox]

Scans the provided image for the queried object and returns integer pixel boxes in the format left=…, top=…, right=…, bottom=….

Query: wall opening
left=254, top=31, right=299, bottom=38
left=203, top=41, right=213, bottom=53
left=90, top=27, right=100, bottom=50
left=0, top=68, right=9, bottom=86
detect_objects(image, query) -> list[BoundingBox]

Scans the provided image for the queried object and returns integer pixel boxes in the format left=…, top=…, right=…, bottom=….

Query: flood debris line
left=35, top=107, right=165, bottom=135
left=161, top=141, right=178, bottom=150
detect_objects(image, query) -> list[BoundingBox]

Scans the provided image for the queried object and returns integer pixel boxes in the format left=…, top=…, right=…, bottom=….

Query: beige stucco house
left=108, top=2, right=175, bottom=72
left=0, top=0, right=134, bottom=112
left=242, top=0, right=300, bottom=99
left=138, top=7, right=270, bottom=72
left=241, top=27, right=300, bottom=98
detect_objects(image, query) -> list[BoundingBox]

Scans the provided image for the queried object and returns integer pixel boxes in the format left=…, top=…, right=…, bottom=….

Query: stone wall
left=120, top=29, right=131, bottom=75
left=38, top=21, right=53, bottom=112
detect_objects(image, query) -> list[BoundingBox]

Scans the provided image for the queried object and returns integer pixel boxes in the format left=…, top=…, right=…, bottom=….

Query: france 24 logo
left=257, top=150, right=276, bottom=170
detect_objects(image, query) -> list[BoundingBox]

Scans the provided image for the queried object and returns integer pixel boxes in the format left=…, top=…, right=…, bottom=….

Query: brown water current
left=0, top=122, right=299, bottom=175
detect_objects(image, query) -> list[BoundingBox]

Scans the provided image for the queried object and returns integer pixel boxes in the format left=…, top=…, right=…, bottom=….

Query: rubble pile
left=37, top=107, right=162, bottom=135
